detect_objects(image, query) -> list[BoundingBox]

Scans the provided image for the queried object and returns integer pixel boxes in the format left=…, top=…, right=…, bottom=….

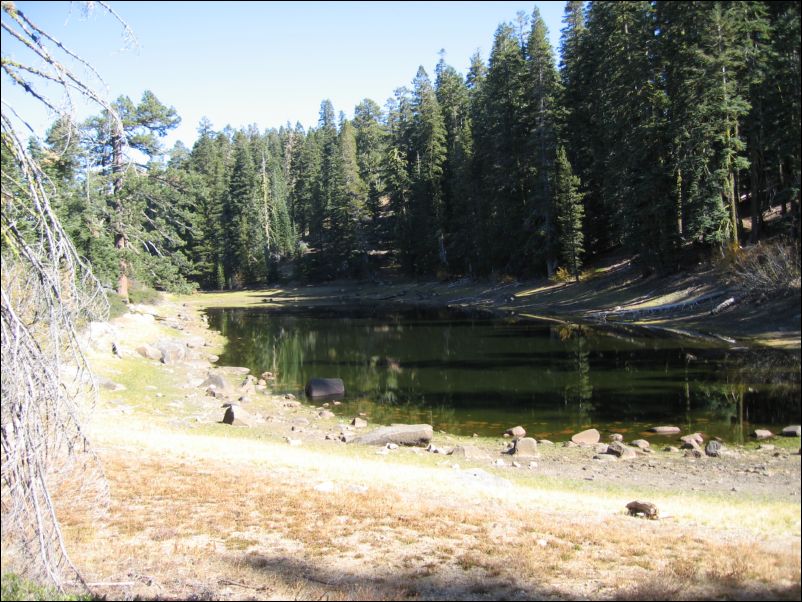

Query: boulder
left=705, top=440, right=723, bottom=457
left=631, top=439, right=650, bottom=450
left=201, top=373, right=230, bottom=392
left=449, top=445, right=489, bottom=461
left=781, top=425, right=801, bottom=437
left=136, top=344, right=162, bottom=361
left=184, top=335, right=206, bottom=349
left=648, top=426, right=680, bottom=435
left=157, top=339, right=187, bottom=364
left=607, top=441, right=637, bottom=459
left=351, top=424, right=433, bottom=447
left=351, top=417, right=368, bottom=428
left=511, top=437, right=538, bottom=457
left=680, top=433, right=704, bottom=448
left=305, top=378, right=345, bottom=398
left=504, top=426, right=526, bottom=440
left=571, top=428, right=600, bottom=445
left=752, top=429, right=773, bottom=440
left=609, top=433, right=624, bottom=442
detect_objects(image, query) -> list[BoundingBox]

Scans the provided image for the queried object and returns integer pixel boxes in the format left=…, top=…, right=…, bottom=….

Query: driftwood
left=595, top=291, right=730, bottom=321
left=626, top=500, right=659, bottom=520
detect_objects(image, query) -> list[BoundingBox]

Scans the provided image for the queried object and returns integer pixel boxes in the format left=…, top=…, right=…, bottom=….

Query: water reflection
left=206, top=307, right=800, bottom=442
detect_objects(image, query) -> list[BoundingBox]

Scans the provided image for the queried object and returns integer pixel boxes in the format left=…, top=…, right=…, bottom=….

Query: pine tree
left=554, top=146, right=585, bottom=281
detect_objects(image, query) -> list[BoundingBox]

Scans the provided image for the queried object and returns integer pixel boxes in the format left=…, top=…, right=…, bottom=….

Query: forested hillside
left=14, top=1, right=801, bottom=296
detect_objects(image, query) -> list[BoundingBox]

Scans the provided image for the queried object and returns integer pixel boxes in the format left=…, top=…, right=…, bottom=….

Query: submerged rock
left=305, top=378, right=345, bottom=398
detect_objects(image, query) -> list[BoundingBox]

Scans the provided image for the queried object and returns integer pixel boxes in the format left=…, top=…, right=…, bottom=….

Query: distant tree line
left=30, top=1, right=800, bottom=295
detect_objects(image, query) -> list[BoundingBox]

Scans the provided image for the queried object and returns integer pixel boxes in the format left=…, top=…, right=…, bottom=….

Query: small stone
left=285, top=437, right=302, bottom=446
left=351, top=417, right=368, bottom=428
left=684, top=449, right=702, bottom=458
left=631, top=439, right=650, bottom=450
left=609, top=433, right=624, bottom=442
left=493, top=459, right=506, bottom=467
left=318, top=410, right=335, bottom=419
left=511, top=461, right=521, bottom=468
left=537, top=439, right=554, bottom=446
left=504, top=426, right=526, bottom=440
left=663, top=446, right=680, bottom=453
left=757, top=444, right=775, bottom=451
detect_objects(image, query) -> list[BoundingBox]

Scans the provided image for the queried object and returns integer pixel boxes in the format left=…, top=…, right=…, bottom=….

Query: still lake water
left=206, top=306, right=800, bottom=443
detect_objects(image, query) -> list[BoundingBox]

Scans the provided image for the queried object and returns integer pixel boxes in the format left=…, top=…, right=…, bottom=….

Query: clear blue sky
left=2, top=1, right=568, bottom=150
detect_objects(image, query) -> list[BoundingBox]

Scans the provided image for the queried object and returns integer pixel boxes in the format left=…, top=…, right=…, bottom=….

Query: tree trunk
left=112, top=124, right=129, bottom=300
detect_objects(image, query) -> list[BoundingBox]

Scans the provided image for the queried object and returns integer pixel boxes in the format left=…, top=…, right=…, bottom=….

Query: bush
left=0, top=573, right=94, bottom=601
left=724, top=238, right=801, bottom=295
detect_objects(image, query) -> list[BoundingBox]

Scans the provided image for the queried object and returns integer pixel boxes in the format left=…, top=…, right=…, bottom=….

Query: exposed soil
left=41, top=291, right=800, bottom=601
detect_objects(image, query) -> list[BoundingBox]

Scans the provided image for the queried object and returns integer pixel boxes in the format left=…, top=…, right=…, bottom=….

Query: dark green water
left=206, top=306, right=801, bottom=443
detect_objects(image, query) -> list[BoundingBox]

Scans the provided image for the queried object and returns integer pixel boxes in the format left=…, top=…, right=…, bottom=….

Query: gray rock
left=781, top=425, right=801, bottom=437
left=705, top=440, right=724, bottom=457
left=351, top=417, right=368, bottom=428
left=752, top=429, right=773, bottom=440
left=504, top=425, right=526, bottom=440
left=680, top=433, right=704, bottom=448
left=511, top=437, right=538, bottom=457
left=606, top=441, right=637, bottom=459
left=537, top=439, right=554, bottom=446
left=305, top=378, right=345, bottom=398
left=648, top=426, right=681, bottom=435
left=593, top=453, right=617, bottom=462
left=684, top=449, right=703, bottom=458
left=318, top=410, right=335, bottom=419
left=663, top=446, right=680, bottom=453
left=157, top=339, right=186, bottom=364
left=631, top=439, right=650, bottom=450
left=351, top=424, right=433, bottom=447
left=571, top=428, right=600, bottom=445
left=136, top=344, right=162, bottom=361
left=609, top=433, right=624, bottom=442
left=594, top=443, right=609, bottom=454
left=449, top=445, right=489, bottom=461
left=201, top=373, right=229, bottom=392
left=184, top=335, right=206, bottom=349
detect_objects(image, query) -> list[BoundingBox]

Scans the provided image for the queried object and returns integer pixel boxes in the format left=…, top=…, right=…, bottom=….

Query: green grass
left=0, top=574, right=94, bottom=601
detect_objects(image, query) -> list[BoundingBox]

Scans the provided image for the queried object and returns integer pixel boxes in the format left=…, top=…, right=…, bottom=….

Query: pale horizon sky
left=2, top=1, right=568, bottom=151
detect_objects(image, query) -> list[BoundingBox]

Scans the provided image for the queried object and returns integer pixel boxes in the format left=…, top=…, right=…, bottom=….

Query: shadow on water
left=206, top=306, right=800, bottom=443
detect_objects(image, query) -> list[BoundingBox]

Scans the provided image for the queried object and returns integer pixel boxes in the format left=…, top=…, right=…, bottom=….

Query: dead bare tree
left=1, top=1, right=133, bottom=591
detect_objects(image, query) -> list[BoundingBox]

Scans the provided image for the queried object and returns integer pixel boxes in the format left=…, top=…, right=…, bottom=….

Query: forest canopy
left=12, top=1, right=802, bottom=296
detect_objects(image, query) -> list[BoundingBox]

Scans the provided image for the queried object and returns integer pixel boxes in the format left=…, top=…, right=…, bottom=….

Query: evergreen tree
left=554, top=146, right=585, bottom=281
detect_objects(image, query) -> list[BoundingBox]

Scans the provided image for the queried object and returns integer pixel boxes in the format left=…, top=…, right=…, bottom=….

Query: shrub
left=724, top=238, right=801, bottom=295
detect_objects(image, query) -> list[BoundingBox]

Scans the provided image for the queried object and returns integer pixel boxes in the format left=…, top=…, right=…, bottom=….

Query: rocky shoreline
left=83, top=296, right=802, bottom=505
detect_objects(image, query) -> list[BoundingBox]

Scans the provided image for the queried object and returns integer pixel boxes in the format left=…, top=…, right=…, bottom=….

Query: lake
left=206, top=306, right=800, bottom=443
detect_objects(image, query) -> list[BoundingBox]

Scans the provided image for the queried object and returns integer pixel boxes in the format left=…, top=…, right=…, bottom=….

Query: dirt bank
left=36, top=294, right=798, bottom=601
left=186, top=255, right=801, bottom=350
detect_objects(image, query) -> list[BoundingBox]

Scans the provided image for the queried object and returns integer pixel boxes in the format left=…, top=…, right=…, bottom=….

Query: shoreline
left=34, top=292, right=800, bottom=601
left=181, top=263, right=802, bottom=350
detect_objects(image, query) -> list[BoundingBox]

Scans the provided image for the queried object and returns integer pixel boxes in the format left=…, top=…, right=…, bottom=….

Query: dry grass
left=52, top=445, right=800, bottom=601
